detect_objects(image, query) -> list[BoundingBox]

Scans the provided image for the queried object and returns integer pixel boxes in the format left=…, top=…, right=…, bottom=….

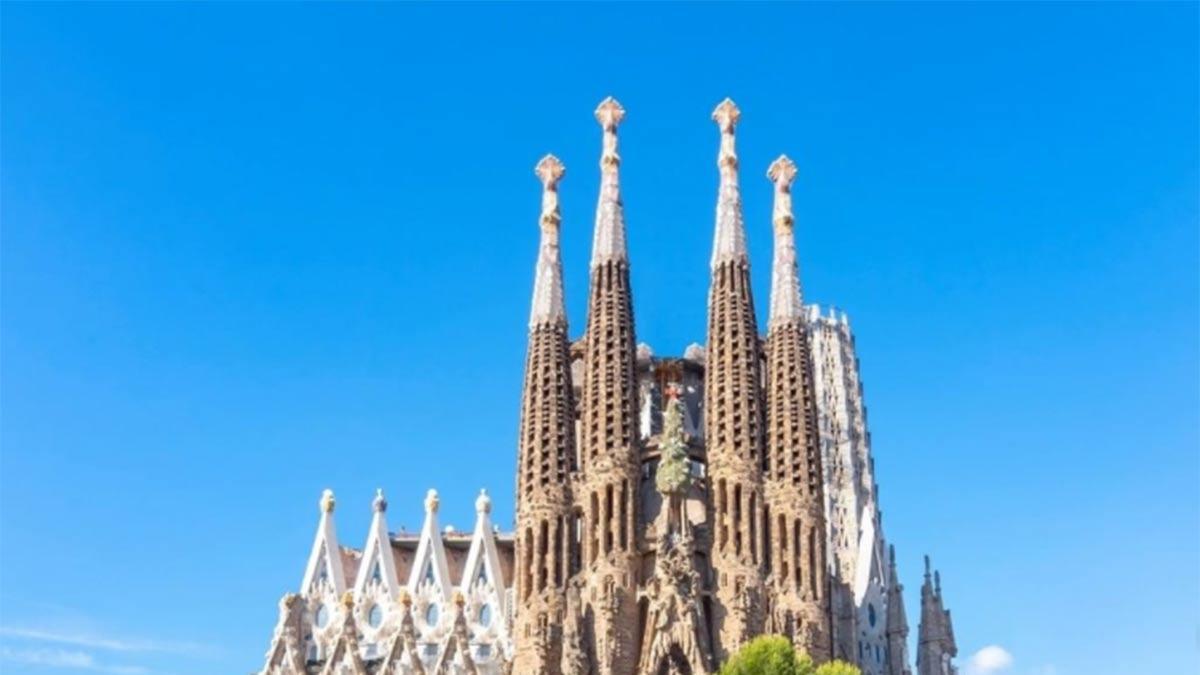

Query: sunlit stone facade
left=259, top=99, right=958, bottom=675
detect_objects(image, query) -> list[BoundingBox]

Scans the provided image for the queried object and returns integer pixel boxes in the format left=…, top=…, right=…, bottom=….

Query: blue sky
left=1, top=3, right=1196, bottom=674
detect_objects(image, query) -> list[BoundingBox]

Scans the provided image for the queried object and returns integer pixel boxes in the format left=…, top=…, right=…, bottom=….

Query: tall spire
left=917, top=556, right=958, bottom=675
left=711, top=98, right=746, bottom=269
left=767, top=155, right=804, bottom=327
left=576, top=95, right=641, bottom=674
left=591, top=96, right=627, bottom=267
left=704, top=97, right=768, bottom=660
left=513, top=152, right=578, bottom=674
left=885, top=545, right=913, bottom=675
left=763, top=149, right=831, bottom=661
left=530, top=154, right=567, bottom=328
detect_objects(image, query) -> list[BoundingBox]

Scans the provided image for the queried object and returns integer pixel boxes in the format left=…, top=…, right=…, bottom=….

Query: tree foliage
left=814, top=660, right=862, bottom=675
left=717, top=635, right=863, bottom=675
left=718, top=635, right=804, bottom=675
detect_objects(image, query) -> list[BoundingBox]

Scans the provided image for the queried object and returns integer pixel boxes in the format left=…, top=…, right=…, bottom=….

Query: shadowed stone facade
left=259, top=99, right=959, bottom=675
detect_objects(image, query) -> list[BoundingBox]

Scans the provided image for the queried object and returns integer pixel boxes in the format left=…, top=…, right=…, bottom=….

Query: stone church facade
left=260, top=99, right=959, bottom=675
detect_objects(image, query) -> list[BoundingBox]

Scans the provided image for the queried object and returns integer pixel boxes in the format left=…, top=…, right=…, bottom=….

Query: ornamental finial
left=397, top=588, right=413, bottom=607
left=372, top=488, right=388, bottom=513
left=535, top=154, right=565, bottom=230
left=320, top=489, right=336, bottom=514
left=713, top=98, right=740, bottom=175
left=475, top=489, right=492, bottom=515
left=768, top=155, right=798, bottom=229
left=341, top=591, right=355, bottom=609
left=595, top=97, right=625, bottom=171
left=424, top=489, right=440, bottom=514
left=712, top=98, right=740, bottom=133
left=595, top=96, right=625, bottom=132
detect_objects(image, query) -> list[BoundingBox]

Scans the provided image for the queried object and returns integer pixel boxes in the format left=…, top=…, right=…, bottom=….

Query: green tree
left=718, top=636, right=863, bottom=675
left=718, top=635, right=804, bottom=675
left=814, top=660, right=862, bottom=675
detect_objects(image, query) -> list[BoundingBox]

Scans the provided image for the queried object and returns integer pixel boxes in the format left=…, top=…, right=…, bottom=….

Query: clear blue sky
left=2, top=3, right=1196, bottom=675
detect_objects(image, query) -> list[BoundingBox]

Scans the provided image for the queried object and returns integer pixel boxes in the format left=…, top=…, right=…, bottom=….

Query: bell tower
left=762, top=154, right=832, bottom=661
left=576, top=97, right=642, bottom=675
left=513, top=154, right=578, bottom=674
left=703, top=98, right=768, bottom=660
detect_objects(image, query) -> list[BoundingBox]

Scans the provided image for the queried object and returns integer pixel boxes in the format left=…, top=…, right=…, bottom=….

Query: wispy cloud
left=966, top=645, right=1015, bottom=675
left=0, top=646, right=151, bottom=674
left=0, top=626, right=213, bottom=656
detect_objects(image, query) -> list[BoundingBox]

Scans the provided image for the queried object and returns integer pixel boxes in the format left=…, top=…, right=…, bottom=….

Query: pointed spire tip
left=320, top=488, right=336, bottom=513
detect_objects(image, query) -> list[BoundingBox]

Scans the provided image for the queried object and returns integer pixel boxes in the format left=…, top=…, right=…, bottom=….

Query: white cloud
left=0, top=646, right=150, bottom=674
left=966, top=645, right=1015, bottom=674
left=0, top=626, right=211, bottom=656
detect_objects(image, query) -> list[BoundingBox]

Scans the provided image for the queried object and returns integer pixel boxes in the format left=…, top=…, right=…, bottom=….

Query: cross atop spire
left=711, top=98, right=747, bottom=268
left=529, top=155, right=568, bottom=328
left=591, top=96, right=627, bottom=267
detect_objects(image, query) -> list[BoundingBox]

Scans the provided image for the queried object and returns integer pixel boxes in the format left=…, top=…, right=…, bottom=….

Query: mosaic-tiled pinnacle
left=711, top=98, right=747, bottom=269
left=529, top=154, right=567, bottom=328
left=591, top=96, right=627, bottom=268
left=768, top=155, right=804, bottom=327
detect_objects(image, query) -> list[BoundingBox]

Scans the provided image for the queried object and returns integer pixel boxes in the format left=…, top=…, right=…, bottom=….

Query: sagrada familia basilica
left=260, top=98, right=961, bottom=675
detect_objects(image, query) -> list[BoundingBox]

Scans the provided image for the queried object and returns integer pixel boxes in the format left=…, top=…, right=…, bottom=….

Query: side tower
left=513, top=155, right=578, bottom=674
left=577, top=97, right=642, bottom=675
left=704, top=98, right=767, bottom=659
left=885, top=546, right=912, bottom=675
left=762, top=155, right=832, bottom=662
left=916, top=557, right=958, bottom=675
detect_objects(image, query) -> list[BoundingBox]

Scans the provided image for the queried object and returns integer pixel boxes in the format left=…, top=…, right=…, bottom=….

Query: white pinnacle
left=711, top=98, right=747, bottom=269
left=768, top=155, right=804, bottom=328
left=591, top=96, right=628, bottom=268
left=529, top=154, right=568, bottom=329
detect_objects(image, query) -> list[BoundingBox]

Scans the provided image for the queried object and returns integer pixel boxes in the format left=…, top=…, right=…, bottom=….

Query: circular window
left=868, top=602, right=877, bottom=627
left=477, top=603, right=493, bottom=628
left=315, top=604, right=330, bottom=629
left=424, top=603, right=439, bottom=626
left=368, top=604, right=383, bottom=628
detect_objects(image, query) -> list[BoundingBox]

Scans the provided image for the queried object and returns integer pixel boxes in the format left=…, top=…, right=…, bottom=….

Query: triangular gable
left=262, top=593, right=305, bottom=674
left=319, top=595, right=367, bottom=675
left=354, top=489, right=402, bottom=597
left=457, top=491, right=508, bottom=629
left=381, top=592, right=427, bottom=675
left=302, top=489, right=347, bottom=598
left=406, top=489, right=452, bottom=601
left=433, top=594, right=478, bottom=675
